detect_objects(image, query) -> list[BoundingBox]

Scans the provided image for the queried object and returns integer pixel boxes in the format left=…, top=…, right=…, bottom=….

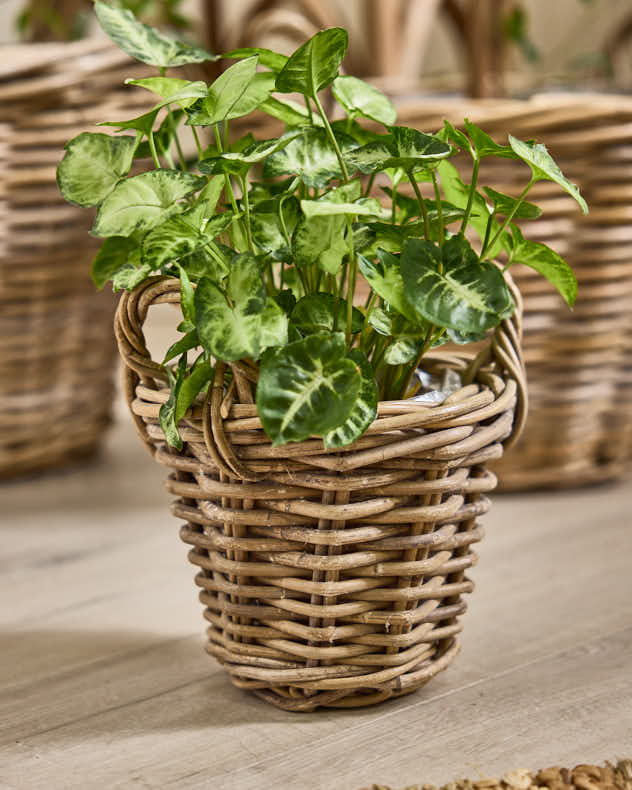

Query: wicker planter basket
left=391, top=94, right=632, bottom=490
left=0, top=40, right=151, bottom=478
left=115, top=275, right=526, bottom=712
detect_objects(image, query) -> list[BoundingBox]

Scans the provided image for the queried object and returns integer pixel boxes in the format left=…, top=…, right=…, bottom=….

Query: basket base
left=214, top=638, right=461, bottom=712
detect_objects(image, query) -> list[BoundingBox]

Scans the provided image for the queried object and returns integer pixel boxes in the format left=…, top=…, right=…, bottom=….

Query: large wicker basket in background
left=0, top=40, right=152, bottom=478
left=115, top=275, right=526, bottom=711
left=393, top=95, right=632, bottom=489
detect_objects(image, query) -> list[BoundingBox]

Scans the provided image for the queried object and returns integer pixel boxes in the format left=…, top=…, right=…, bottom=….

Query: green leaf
left=291, top=294, right=363, bottom=335
left=384, top=336, right=419, bottom=365
left=125, top=76, right=192, bottom=100
left=358, top=249, right=417, bottom=321
left=194, top=255, right=287, bottom=361
left=440, top=120, right=473, bottom=156
left=345, top=126, right=451, bottom=174
left=177, top=264, right=195, bottom=324
left=186, top=175, right=225, bottom=226
left=482, top=186, right=542, bottom=219
left=175, top=356, right=214, bottom=422
left=99, top=83, right=208, bottom=135
left=263, top=127, right=357, bottom=188
left=464, top=119, right=518, bottom=159
left=91, top=236, right=138, bottom=289
left=111, top=261, right=153, bottom=292
left=163, top=329, right=199, bottom=363
left=94, top=1, right=216, bottom=67
left=256, top=332, right=361, bottom=446
left=57, top=132, right=136, bottom=207
left=185, top=57, right=259, bottom=126
left=198, top=132, right=301, bottom=175
left=258, top=96, right=323, bottom=127
left=250, top=197, right=299, bottom=262
left=223, top=46, right=288, bottom=72
left=180, top=246, right=229, bottom=285
left=331, top=118, right=382, bottom=145
left=92, top=170, right=205, bottom=238
left=401, top=236, right=513, bottom=333
left=142, top=214, right=205, bottom=269
left=275, top=27, right=348, bottom=97
left=292, top=213, right=347, bottom=274
left=508, top=134, right=588, bottom=214
left=300, top=196, right=382, bottom=218
left=511, top=226, right=577, bottom=307
left=159, top=357, right=187, bottom=450
left=332, top=75, right=396, bottom=125
left=324, top=349, right=377, bottom=448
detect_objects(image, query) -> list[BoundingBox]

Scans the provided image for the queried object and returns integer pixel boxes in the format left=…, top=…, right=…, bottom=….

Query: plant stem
left=481, top=211, right=495, bottom=258
left=148, top=131, right=161, bottom=169
left=483, top=177, right=536, bottom=257
left=363, top=173, right=376, bottom=197
left=459, top=156, right=480, bottom=234
left=304, top=95, right=314, bottom=124
left=345, top=217, right=356, bottom=345
left=191, top=127, right=203, bottom=159
left=432, top=171, right=444, bottom=245
left=408, top=170, right=430, bottom=240
left=399, top=324, right=438, bottom=399
left=313, top=92, right=350, bottom=183
left=240, top=174, right=254, bottom=252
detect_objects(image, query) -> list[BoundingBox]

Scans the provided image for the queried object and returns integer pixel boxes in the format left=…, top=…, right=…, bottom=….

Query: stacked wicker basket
left=0, top=39, right=152, bottom=478
left=393, top=94, right=632, bottom=489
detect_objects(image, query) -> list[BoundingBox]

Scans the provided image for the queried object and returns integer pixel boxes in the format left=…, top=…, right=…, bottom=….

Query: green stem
left=313, top=92, right=350, bottom=183
left=364, top=173, right=376, bottom=197
left=345, top=217, right=356, bottom=345
left=483, top=177, right=536, bottom=258
left=432, top=171, right=444, bottom=245
left=240, top=174, right=254, bottom=253
left=148, top=131, right=161, bottom=169
left=191, top=126, right=203, bottom=158
left=408, top=170, right=430, bottom=240
left=481, top=211, right=495, bottom=258
left=459, top=156, right=480, bottom=234
left=297, top=267, right=310, bottom=296
left=304, top=95, right=314, bottom=124
left=399, top=324, right=439, bottom=399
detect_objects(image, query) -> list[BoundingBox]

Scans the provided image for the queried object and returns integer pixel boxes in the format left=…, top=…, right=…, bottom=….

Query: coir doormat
left=361, top=760, right=632, bottom=790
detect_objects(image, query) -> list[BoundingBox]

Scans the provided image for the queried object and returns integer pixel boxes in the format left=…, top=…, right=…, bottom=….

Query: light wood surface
left=1, top=390, right=631, bottom=790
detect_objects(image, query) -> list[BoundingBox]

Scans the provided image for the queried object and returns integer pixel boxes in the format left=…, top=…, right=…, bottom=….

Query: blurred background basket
left=0, top=40, right=152, bottom=478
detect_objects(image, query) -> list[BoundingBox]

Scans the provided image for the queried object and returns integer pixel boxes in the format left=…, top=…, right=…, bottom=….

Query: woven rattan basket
left=0, top=40, right=152, bottom=478
left=392, top=94, right=632, bottom=490
left=115, top=274, right=526, bottom=711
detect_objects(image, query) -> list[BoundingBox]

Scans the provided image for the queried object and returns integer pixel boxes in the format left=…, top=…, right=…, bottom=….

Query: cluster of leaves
left=57, top=2, right=587, bottom=449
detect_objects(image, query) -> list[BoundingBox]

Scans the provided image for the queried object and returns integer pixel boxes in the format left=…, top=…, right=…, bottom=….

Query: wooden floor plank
left=1, top=399, right=631, bottom=790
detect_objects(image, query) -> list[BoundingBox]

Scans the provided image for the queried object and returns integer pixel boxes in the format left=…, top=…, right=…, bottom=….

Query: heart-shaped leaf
left=509, top=134, right=588, bottom=214
left=198, top=132, right=301, bottom=175
left=92, top=170, right=205, bottom=237
left=222, top=47, right=288, bottom=72
left=401, top=236, right=513, bottom=333
left=275, top=28, right=348, bottom=97
left=185, top=57, right=259, bottom=126
left=300, top=196, right=382, bottom=218
left=259, top=96, right=323, bottom=127
left=195, top=255, right=287, bottom=361
left=125, top=76, right=192, bottom=100
left=346, top=126, right=451, bottom=174
left=332, top=75, right=397, bottom=125
left=90, top=236, right=138, bottom=289
left=263, top=127, right=357, bottom=188
left=511, top=226, right=577, bottom=306
left=482, top=186, right=542, bottom=219
left=111, top=261, right=153, bottom=292
left=95, top=1, right=216, bottom=67
left=100, top=82, right=208, bottom=135
left=291, top=294, right=363, bottom=335
left=384, top=336, right=420, bottom=365
left=324, top=349, right=377, bottom=448
left=256, top=332, right=361, bottom=445
left=292, top=213, right=347, bottom=274
left=464, top=119, right=518, bottom=159
left=142, top=214, right=207, bottom=269
left=57, top=132, right=137, bottom=207
left=358, top=249, right=417, bottom=321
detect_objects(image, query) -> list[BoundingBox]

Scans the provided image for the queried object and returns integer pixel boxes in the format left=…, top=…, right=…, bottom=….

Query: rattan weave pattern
left=115, top=276, right=526, bottom=711
left=0, top=41, right=153, bottom=477
left=395, top=94, right=632, bottom=489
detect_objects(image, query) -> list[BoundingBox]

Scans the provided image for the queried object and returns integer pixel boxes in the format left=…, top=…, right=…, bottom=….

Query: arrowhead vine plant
left=57, top=2, right=588, bottom=451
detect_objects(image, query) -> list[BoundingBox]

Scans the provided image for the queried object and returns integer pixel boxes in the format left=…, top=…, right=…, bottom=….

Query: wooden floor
left=2, top=398, right=631, bottom=790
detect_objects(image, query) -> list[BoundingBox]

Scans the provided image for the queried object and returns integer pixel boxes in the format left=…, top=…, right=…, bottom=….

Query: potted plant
left=58, top=4, right=587, bottom=711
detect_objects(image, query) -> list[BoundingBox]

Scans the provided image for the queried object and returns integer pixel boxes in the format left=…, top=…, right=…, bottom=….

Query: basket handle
left=114, top=270, right=528, bottom=464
